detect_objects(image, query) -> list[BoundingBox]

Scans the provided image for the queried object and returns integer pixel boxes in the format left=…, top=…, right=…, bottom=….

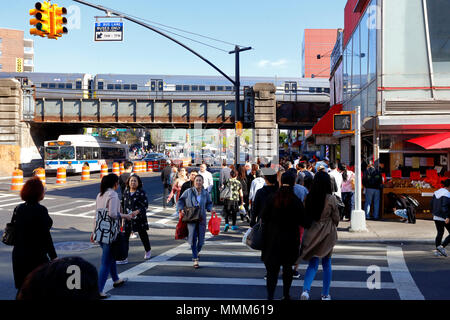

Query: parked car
left=143, top=152, right=167, bottom=162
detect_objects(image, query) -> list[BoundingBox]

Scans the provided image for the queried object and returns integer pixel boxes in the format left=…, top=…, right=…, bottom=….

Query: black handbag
left=111, top=231, right=128, bottom=261
left=2, top=206, right=18, bottom=246
left=182, top=192, right=201, bottom=223
left=246, top=219, right=263, bottom=250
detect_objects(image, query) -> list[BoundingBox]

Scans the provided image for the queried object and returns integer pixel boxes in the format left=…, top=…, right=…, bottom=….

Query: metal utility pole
left=350, top=105, right=367, bottom=232
left=229, top=46, right=252, bottom=166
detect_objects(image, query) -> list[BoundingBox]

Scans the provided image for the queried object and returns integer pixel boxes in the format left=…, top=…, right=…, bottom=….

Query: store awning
left=311, top=104, right=343, bottom=135
left=407, top=132, right=450, bottom=150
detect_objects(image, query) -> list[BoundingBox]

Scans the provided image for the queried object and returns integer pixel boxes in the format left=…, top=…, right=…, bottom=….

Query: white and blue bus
left=44, top=135, right=129, bottom=174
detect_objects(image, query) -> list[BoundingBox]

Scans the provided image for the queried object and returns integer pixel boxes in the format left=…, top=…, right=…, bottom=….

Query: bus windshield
left=45, top=146, right=75, bottom=160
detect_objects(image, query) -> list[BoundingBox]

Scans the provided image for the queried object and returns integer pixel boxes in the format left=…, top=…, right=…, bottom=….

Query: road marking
left=0, top=201, right=23, bottom=208
left=334, top=245, right=387, bottom=251
left=154, top=212, right=179, bottom=224
left=47, top=200, right=85, bottom=210
left=49, top=212, right=94, bottom=219
left=127, top=275, right=396, bottom=289
left=108, top=295, right=254, bottom=301
left=387, top=246, right=425, bottom=300
left=0, top=197, right=21, bottom=203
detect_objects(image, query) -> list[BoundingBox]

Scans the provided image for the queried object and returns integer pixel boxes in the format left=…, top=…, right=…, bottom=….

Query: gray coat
left=177, top=187, right=213, bottom=247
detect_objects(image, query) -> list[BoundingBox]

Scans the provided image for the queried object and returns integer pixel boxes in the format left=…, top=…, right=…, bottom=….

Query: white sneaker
left=130, top=233, right=138, bottom=239
left=300, top=291, right=310, bottom=300
left=116, top=259, right=128, bottom=265
left=321, top=295, right=331, bottom=300
left=144, top=250, right=152, bottom=260
left=437, top=245, right=448, bottom=257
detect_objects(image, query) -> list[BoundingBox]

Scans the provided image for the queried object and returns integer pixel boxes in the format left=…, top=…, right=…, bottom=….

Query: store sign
left=16, top=58, right=23, bottom=73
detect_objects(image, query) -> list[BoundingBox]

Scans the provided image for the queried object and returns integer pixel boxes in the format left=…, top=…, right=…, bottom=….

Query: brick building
left=0, top=28, right=34, bottom=73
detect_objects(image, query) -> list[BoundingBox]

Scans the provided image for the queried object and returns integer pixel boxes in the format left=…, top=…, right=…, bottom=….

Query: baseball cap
left=166, top=160, right=171, bottom=165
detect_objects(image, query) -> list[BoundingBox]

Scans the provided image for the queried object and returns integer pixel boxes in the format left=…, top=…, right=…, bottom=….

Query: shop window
left=352, top=25, right=361, bottom=94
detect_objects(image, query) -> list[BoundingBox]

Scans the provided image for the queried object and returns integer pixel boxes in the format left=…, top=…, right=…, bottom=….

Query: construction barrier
left=100, top=164, right=108, bottom=178
left=182, top=159, right=190, bottom=168
left=56, top=167, right=67, bottom=184
left=11, top=169, right=24, bottom=191
left=153, top=160, right=160, bottom=172
left=112, top=162, right=120, bottom=176
left=160, top=159, right=167, bottom=170
left=81, top=165, right=90, bottom=181
left=147, top=161, right=153, bottom=172
left=34, top=168, right=46, bottom=186
left=140, top=161, right=145, bottom=173
left=133, top=161, right=140, bottom=174
left=119, top=162, right=125, bottom=175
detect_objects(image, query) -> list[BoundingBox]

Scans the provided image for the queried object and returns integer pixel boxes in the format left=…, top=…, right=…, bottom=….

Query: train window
left=123, top=84, right=130, bottom=90
left=210, top=86, right=216, bottom=91
left=98, top=82, right=104, bottom=90
left=107, top=84, right=114, bottom=90
left=199, top=86, right=205, bottom=91
left=41, top=83, right=48, bottom=88
left=158, top=81, right=163, bottom=91
left=131, top=84, right=138, bottom=90
left=292, top=83, right=297, bottom=92
left=151, top=81, right=156, bottom=91
left=285, top=83, right=290, bottom=93
left=324, top=88, right=330, bottom=93
left=183, top=85, right=190, bottom=91
left=49, top=83, right=56, bottom=89
left=217, top=86, right=224, bottom=91
left=114, top=84, right=121, bottom=90
left=76, top=81, right=82, bottom=90
left=309, top=87, right=315, bottom=93
left=316, top=87, right=323, bottom=93
left=176, top=85, right=182, bottom=91
left=191, top=85, right=198, bottom=91
left=58, top=83, right=65, bottom=89
left=226, top=86, right=232, bottom=91
left=66, top=83, right=72, bottom=89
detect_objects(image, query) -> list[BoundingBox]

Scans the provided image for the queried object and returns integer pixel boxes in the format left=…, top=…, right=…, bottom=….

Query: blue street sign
left=95, top=22, right=124, bottom=41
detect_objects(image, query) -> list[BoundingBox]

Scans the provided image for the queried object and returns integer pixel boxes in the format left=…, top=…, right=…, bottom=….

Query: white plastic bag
left=242, top=228, right=253, bottom=249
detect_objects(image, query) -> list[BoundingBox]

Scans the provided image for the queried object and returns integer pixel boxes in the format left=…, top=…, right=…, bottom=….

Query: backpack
left=220, top=180, right=233, bottom=200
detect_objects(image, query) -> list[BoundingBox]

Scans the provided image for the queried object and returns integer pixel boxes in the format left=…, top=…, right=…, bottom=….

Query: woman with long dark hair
left=237, top=165, right=249, bottom=221
left=261, top=172, right=306, bottom=300
left=118, top=174, right=151, bottom=265
left=91, top=173, right=134, bottom=299
left=298, top=171, right=340, bottom=300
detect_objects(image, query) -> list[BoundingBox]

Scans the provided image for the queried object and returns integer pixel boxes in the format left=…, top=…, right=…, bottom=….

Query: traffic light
left=50, top=4, right=68, bottom=39
left=29, top=2, right=51, bottom=37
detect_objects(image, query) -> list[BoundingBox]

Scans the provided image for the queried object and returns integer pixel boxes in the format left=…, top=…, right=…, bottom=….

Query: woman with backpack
left=91, top=174, right=135, bottom=299
left=221, top=170, right=244, bottom=232
left=299, top=171, right=340, bottom=300
left=431, top=179, right=450, bottom=257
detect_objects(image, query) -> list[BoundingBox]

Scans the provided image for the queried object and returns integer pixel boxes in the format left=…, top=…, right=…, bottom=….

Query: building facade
left=0, top=28, right=34, bottom=73
left=302, top=29, right=339, bottom=79
left=329, top=0, right=450, bottom=177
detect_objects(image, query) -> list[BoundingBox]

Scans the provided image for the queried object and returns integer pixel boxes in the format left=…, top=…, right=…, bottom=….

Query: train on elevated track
left=0, top=72, right=330, bottom=100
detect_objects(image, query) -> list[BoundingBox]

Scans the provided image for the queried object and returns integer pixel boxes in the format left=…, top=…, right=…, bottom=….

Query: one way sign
left=95, top=22, right=123, bottom=41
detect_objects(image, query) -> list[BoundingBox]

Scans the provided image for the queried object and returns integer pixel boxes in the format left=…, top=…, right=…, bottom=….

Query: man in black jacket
left=431, top=179, right=450, bottom=257
left=362, top=160, right=383, bottom=220
left=180, top=170, right=198, bottom=200
left=250, top=172, right=278, bottom=227
left=161, top=160, right=173, bottom=208
left=119, top=161, right=134, bottom=198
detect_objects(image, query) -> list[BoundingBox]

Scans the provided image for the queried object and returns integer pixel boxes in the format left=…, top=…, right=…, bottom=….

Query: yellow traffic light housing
left=29, top=2, right=51, bottom=37
left=50, top=4, right=68, bottom=39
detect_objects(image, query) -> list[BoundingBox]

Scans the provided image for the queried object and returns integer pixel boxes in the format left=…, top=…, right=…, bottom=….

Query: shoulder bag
left=220, top=180, right=233, bottom=200
left=245, top=219, right=263, bottom=250
left=93, top=198, right=120, bottom=244
left=182, top=191, right=201, bottom=223
left=2, top=206, right=18, bottom=246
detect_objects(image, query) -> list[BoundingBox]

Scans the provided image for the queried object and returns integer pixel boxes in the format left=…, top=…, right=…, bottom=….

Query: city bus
left=44, top=135, right=129, bottom=174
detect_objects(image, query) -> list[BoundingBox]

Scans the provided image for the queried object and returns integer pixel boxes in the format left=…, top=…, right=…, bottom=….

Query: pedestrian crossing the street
left=105, top=234, right=425, bottom=300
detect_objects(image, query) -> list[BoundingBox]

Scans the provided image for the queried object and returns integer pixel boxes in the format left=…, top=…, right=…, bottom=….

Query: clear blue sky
left=4, top=0, right=346, bottom=77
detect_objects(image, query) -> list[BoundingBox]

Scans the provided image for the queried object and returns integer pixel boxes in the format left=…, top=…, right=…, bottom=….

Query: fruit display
left=411, top=180, right=432, bottom=189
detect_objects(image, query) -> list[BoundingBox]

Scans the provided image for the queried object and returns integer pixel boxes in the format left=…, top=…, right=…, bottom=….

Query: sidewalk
left=337, top=219, right=436, bottom=244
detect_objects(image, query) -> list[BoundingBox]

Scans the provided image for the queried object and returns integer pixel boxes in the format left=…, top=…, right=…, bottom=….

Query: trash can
left=211, top=172, right=220, bottom=205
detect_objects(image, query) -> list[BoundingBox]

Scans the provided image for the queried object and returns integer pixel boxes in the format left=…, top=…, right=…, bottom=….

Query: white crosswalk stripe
left=103, top=234, right=424, bottom=300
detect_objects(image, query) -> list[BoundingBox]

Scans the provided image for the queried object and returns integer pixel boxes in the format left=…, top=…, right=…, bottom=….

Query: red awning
left=311, top=104, right=343, bottom=135
left=407, top=132, right=450, bottom=149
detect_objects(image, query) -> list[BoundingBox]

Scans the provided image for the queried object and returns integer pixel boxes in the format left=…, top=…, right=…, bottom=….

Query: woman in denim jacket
left=177, top=175, right=213, bottom=268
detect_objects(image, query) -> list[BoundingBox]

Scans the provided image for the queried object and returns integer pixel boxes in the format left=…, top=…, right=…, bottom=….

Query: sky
left=3, top=0, right=346, bottom=78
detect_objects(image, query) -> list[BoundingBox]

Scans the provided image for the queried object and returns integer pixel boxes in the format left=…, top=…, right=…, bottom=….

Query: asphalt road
left=0, top=174, right=450, bottom=300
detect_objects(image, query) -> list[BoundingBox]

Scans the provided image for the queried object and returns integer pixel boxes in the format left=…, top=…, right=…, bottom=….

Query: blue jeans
left=191, top=223, right=203, bottom=260
left=302, top=257, right=332, bottom=296
left=98, top=243, right=119, bottom=293
left=364, top=188, right=380, bottom=219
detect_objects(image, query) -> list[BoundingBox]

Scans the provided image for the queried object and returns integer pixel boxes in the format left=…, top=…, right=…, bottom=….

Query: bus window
left=59, top=146, right=75, bottom=160
left=85, top=147, right=93, bottom=160
left=76, top=147, right=85, bottom=160
left=93, top=147, right=100, bottom=159
left=45, top=147, right=59, bottom=160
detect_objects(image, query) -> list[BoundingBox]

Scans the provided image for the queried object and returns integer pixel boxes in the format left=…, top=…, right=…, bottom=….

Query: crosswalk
left=0, top=192, right=181, bottom=227
left=105, top=233, right=425, bottom=300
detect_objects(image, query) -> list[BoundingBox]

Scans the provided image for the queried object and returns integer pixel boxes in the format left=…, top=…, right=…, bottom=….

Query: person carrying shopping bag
left=117, top=174, right=151, bottom=265
left=177, top=175, right=213, bottom=269
left=298, top=171, right=340, bottom=301
left=91, top=174, right=135, bottom=299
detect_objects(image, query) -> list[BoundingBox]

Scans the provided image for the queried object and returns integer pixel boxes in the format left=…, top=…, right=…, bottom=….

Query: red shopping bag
left=175, top=214, right=188, bottom=240
left=208, top=211, right=221, bottom=236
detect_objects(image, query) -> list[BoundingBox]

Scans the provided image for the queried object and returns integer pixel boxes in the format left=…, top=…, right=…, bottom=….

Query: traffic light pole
left=229, top=46, right=252, bottom=166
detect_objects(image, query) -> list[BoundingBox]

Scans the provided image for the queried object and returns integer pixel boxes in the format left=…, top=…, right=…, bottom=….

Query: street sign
left=116, top=128, right=127, bottom=132
left=334, top=114, right=352, bottom=131
left=95, top=22, right=123, bottom=41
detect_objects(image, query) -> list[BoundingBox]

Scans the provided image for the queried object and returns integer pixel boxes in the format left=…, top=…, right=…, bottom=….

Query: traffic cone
left=100, top=164, right=108, bottom=178
left=147, top=161, right=153, bottom=172
left=81, top=165, right=90, bottom=181
left=119, top=162, right=125, bottom=175
left=56, top=167, right=66, bottom=184
left=112, top=162, right=120, bottom=176
left=34, top=168, right=46, bottom=187
left=10, top=168, right=24, bottom=191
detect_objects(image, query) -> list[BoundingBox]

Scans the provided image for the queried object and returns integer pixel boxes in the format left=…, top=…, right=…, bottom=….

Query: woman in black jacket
left=119, top=174, right=151, bottom=264
left=261, top=172, right=306, bottom=300
left=431, top=179, right=450, bottom=257
left=12, top=177, right=57, bottom=294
